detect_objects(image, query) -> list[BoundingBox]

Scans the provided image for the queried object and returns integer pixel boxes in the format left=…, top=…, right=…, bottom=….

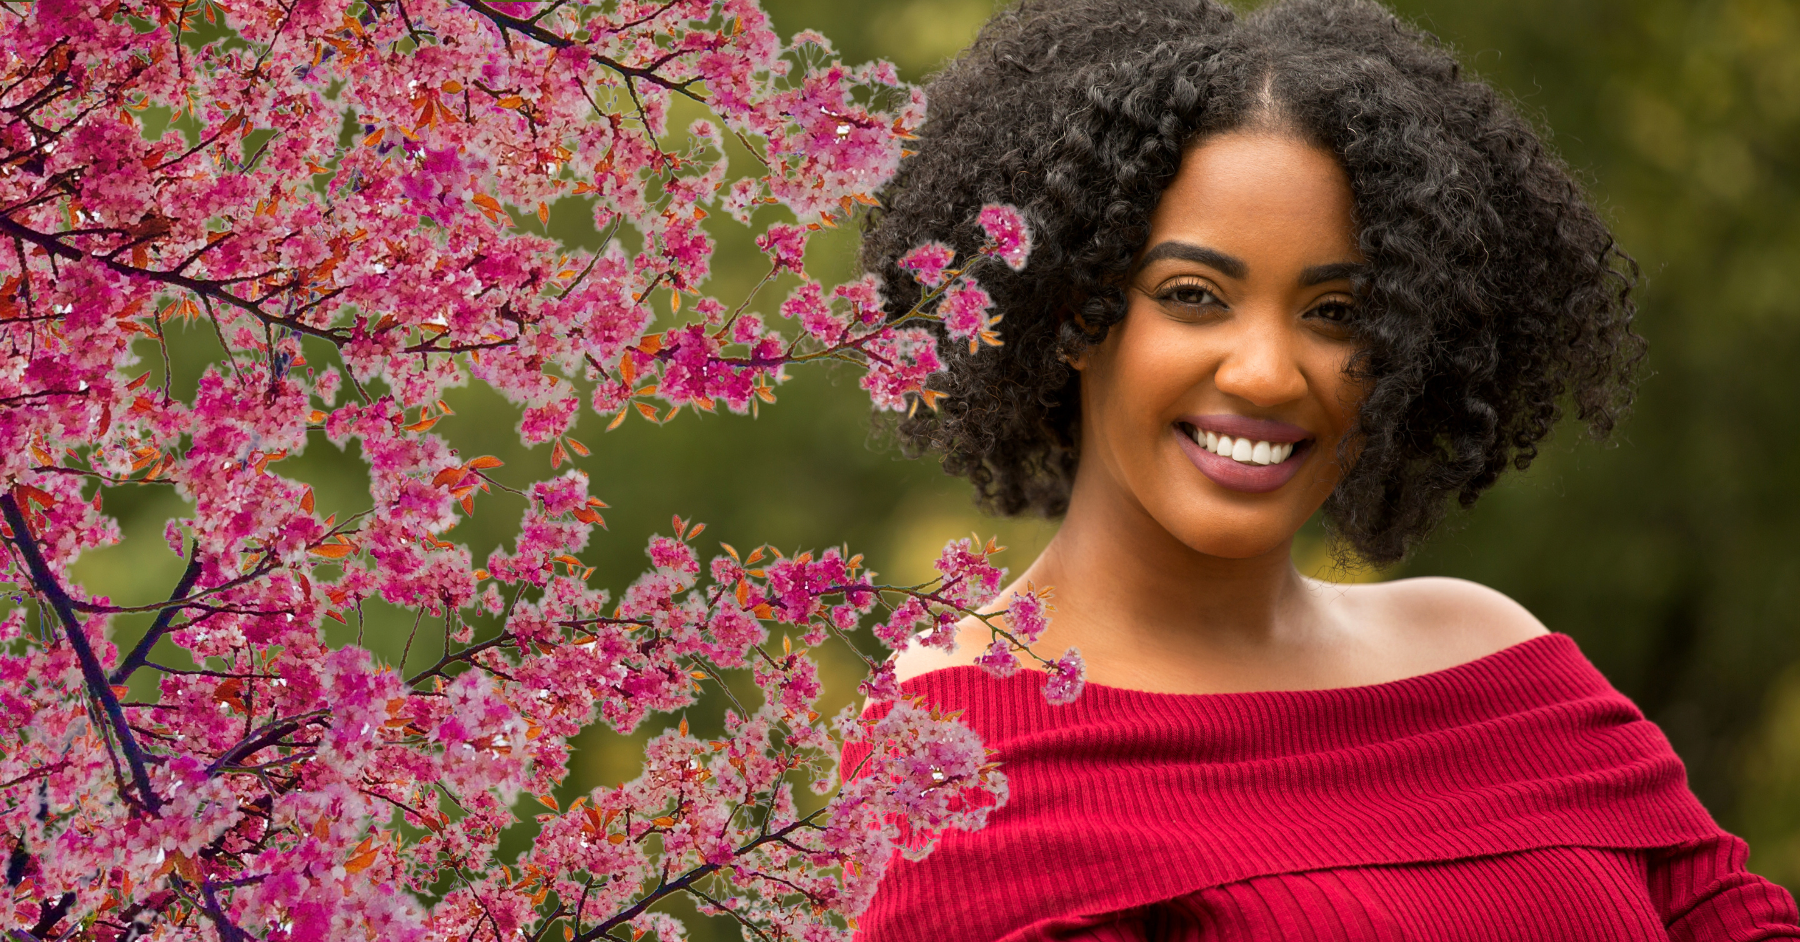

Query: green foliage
left=1379, top=0, right=1800, bottom=866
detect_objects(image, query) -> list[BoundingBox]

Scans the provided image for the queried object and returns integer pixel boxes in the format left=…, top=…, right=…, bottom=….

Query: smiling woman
left=846, top=0, right=1800, bottom=939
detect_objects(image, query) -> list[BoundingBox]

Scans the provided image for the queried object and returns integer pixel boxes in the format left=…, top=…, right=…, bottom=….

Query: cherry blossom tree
left=0, top=0, right=1081, bottom=939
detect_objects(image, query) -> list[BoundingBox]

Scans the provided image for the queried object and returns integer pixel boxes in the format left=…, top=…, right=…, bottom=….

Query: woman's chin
left=1163, top=516, right=1301, bottom=562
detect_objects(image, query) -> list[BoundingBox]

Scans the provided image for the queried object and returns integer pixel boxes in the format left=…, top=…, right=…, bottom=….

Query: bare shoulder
left=1331, top=576, right=1549, bottom=670
left=890, top=614, right=995, bottom=684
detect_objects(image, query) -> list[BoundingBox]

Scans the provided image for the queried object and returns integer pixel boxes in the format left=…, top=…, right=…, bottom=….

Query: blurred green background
left=64, top=0, right=1800, bottom=930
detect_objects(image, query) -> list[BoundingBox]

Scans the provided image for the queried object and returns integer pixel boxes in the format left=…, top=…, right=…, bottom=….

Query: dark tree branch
left=0, top=214, right=349, bottom=347
left=453, top=0, right=705, bottom=103
left=109, top=546, right=204, bottom=685
left=574, top=811, right=825, bottom=942
left=0, top=492, right=162, bottom=814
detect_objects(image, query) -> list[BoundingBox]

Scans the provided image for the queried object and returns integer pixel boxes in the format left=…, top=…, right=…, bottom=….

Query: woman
left=850, top=0, right=1800, bottom=938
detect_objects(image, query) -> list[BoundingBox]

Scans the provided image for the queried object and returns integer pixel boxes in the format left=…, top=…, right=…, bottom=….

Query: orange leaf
left=432, top=467, right=464, bottom=488
left=535, top=793, right=559, bottom=811
left=537, top=202, right=549, bottom=226
left=465, top=455, right=503, bottom=470
left=459, top=494, right=474, bottom=515
left=550, top=440, right=567, bottom=468
left=752, top=603, right=773, bottom=619
left=652, top=816, right=676, bottom=827
left=634, top=402, right=659, bottom=420
left=402, top=416, right=438, bottom=433
left=442, top=80, right=464, bottom=94
left=497, top=95, right=524, bottom=109
left=344, top=847, right=378, bottom=874
left=565, top=437, right=588, bottom=458
left=308, top=543, right=354, bottom=559
left=15, top=484, right=55, bottom=510
left=361, top=127, right=385, bottom=148
left=637, top=333, right=664, bottom=356
left=214, top=678, right=246, bottom=713
left=605, top=409, right=628, bottom=431
left=326, top=610, right=347, bottom=624
left=300, top=488, right=315, bottom=513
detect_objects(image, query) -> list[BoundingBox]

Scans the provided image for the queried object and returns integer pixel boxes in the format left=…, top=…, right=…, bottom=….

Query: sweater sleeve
left=1649, top=833, right=1800, bottom=940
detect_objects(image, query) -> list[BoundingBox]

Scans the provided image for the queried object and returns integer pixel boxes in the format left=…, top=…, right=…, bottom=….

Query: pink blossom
left=1043, top=648, right=1088, bottom=705
left=755, top=223, right=809, bottom=275
left=939, top=278, right=994, bottom=342
left=898, top=241, right=956, bottom=288
left=974, top=639, right=1020, bottom=679
left=933, top=536, right=1007, bottom=609
left=781, top=280, right=848, bottom=345
left=1005, top=588, right=1051, bottom=645
left=978, top=204, right=1033, bottom=270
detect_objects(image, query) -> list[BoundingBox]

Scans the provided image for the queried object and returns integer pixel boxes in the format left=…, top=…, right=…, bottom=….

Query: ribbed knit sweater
left=848, top=633, right=1800, bottom=941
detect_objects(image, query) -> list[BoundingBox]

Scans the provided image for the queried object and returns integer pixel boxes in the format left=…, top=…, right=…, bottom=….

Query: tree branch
left=108, top=546, right=204, bottom=685
left=1, top=492, right=162, bottom=814
left=0, top=214, right=350, bottom=347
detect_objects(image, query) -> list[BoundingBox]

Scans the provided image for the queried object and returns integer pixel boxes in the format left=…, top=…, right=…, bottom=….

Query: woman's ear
left=1063, top=348, right=1088, bottom=371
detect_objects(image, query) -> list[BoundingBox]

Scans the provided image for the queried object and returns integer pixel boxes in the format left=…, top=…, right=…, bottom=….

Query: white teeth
left=1190, top=426, right=1301, bottom=466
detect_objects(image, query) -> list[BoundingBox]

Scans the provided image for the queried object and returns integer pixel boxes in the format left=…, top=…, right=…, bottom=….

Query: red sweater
left=848, top=633, right=1800, bottom=941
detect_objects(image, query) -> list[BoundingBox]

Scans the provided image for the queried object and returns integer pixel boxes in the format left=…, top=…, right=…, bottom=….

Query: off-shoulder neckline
left=896, top=630, right=1568, bottom=704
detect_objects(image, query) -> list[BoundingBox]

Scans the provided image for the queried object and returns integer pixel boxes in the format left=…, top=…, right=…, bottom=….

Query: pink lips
left=1175, top=414, right=1314, bottom=494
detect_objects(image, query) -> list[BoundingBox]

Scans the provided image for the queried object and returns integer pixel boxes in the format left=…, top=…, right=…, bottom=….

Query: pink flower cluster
left=0, top=1, right=1055, bottom=939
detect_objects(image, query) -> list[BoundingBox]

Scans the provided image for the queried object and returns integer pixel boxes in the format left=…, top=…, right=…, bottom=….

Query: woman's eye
left=1310, top=301, right=1356, bottom=324
left=1158, top=284, right=1222, bottom=308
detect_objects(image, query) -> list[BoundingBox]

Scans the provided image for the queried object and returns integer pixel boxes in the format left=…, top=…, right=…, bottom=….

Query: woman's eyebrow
left=1299, top=261, right=1366, bottom=286
left=1135, top=241, right=1247, bottom=278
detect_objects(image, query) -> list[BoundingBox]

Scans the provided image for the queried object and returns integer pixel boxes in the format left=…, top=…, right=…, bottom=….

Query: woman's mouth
left=1185, top=425, right=1297, bottom=465
left=1174, top=419, right=1313, bottom=493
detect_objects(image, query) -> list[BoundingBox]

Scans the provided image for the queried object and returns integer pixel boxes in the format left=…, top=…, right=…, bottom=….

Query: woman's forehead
left=1143, top=132, right=1362, bottom=275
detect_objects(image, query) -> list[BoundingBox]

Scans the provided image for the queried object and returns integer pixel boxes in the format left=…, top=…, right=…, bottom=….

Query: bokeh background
left=66, top=0, right=1800, bottom=932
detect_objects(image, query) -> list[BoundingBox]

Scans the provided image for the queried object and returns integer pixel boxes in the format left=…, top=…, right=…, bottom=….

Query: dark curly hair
left=861, top=0, right=1643, bottom=565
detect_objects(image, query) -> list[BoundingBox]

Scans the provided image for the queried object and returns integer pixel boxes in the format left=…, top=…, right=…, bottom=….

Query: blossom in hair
left=978, top=204, right=1032, bottom=270
left=898, top=241, right=957, bottom=288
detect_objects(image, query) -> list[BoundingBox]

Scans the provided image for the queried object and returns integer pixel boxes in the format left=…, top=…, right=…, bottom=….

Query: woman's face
left=1073, top=130, right=1365, bottom=560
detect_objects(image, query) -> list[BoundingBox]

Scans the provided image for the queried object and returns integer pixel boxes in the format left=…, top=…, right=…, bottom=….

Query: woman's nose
left=1212, top=318, right=1308, bottom=407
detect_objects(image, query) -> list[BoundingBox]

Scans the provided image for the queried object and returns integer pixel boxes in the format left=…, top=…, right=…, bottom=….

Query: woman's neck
left=1003, top=469, right=1338, bottom=693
